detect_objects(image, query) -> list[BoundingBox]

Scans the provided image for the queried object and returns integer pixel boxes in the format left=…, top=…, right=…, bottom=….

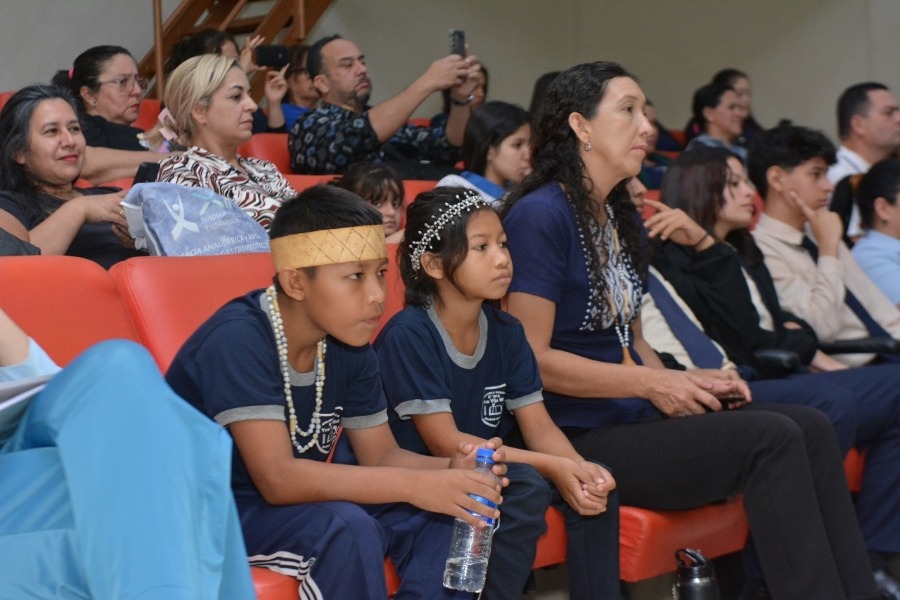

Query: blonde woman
left=152, top=54, right=295, bottom=230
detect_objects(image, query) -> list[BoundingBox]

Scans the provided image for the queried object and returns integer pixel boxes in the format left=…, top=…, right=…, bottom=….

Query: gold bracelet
left=692, top=232, right=710, bottom=248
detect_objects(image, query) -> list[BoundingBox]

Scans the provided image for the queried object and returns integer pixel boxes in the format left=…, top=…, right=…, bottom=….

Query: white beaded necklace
left=604, top=204, right=635, bottom=365
left=264, top=285, right=327, bottom=453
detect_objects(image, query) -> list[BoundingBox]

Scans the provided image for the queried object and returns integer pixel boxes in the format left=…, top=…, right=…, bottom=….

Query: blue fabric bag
left=121, top=183, right=270, bottom=256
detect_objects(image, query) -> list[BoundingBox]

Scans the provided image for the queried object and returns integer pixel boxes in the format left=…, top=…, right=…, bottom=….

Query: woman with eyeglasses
left=52, top=45, right=173, bottom=184
left=0, top=85, right=144, bottom=268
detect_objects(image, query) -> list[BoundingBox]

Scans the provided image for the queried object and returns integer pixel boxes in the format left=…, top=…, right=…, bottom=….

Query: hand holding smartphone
left=255, top=45, right=289, bottom=69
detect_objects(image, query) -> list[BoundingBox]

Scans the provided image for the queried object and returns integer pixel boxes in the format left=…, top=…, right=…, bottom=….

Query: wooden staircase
left=140, top=0, right=332, bottom=99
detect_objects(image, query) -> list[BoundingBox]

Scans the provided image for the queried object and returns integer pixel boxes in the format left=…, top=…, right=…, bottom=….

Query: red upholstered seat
left=132, top=98, right=161, bottom=132
left=283, top=174, right=335, bottom=193
left=619, top=502, right=748, bottom=582
left=238, top=133, right=292, bottom=173
left=533, top=507, right=567, bottom=568
left=534, top=502, right=751, bottom=583
left=99, top=176, right=136, bottom=191
left=0, top=256, right=139, bottom=366
left=110, top=253, right=274, bottom=372
left=251, top=560, right=400, bottom=599
left=401, top=179, right=436, bottom=207
left=0, top=90, right=15, bottom=113
left=375, top=243, right=404, bottom=339
left=844, top=448, right=864, bottom=493
left=250, top=567, right=297, bottom=599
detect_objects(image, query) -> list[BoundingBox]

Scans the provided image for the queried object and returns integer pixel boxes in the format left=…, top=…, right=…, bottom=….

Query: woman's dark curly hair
left=503, top=61, right=649, bottom=306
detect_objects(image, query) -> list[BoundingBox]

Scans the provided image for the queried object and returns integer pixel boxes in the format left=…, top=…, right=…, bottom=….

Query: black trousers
left=564, top=404, right=878, bottom=600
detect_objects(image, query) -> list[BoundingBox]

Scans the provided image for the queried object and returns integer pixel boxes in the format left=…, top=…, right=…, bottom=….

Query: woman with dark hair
left=166, top=29, right=241, bottom=75
left=51, top=45, right=171, bottom=183
left=683, top=82, right=746, bottom=161
left=164, top=29, right=288, bottom=135
left=528, top=71, right=560, bottom=115
left=0, top=85, right=143, bottom=268
left=333, top=162, right=405, bottom=242
left=437, top=101, right=530, bottom=206
left=852, top=158, right=900, bottom=305
left=501, top=60, right=880, bottom=599
left=712, top=68, right=763, bottom=146
left=644, top=99, right=683, bottom=152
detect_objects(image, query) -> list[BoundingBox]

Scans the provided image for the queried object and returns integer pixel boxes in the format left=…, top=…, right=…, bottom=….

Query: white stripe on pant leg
left=248, top=551, right=323, bottom=600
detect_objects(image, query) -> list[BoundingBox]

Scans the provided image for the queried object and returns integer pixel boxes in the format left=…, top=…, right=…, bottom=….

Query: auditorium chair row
left=0, top=252, right=862, bottom=598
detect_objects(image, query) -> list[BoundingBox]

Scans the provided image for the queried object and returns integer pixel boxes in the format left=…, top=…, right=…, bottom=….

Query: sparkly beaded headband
left=270, top=225, right=386, bottom=271
left=409, top=190, right=491, bottom=272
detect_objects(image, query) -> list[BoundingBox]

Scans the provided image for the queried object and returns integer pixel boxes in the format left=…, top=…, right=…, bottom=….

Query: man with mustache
left=289, top=34, right=481, bottom=177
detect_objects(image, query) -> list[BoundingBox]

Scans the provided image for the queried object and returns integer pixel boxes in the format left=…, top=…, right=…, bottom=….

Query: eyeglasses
left=98, top=74, right=148, bottom=93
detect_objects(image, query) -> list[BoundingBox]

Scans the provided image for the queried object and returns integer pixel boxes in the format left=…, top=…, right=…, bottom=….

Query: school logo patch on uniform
left=481, top=384, right=506, bottom=428
left=316, top=412, right=341, bottom=454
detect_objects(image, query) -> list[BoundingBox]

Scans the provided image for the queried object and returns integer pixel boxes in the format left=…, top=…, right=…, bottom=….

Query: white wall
left=306, top=0, right=900, bottom=140
left=1, top=0, right=897, bottom=141
left=0, top=0, right=181, bottom=89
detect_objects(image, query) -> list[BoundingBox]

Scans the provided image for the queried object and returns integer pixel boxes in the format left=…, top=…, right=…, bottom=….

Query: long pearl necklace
left=264, top=285, right=326, bottom=453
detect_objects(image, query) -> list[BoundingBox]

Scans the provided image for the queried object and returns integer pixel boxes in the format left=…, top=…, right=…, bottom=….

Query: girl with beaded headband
left=375, top=186, right=619, bottom=598
left=502, top=60, right=881, bottom=598
left=165, top=185, right=508, bottom=599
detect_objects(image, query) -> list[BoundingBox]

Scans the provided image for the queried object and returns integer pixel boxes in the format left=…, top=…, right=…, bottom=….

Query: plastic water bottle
left=443, top=447, right=499, bottom=592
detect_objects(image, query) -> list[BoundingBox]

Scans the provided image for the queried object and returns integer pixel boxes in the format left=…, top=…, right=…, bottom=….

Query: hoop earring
left=583, top=141, right=592, bottom=151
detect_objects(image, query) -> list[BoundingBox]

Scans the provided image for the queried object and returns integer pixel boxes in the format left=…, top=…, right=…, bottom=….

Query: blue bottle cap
left=475, top=447, right=495, bottom=464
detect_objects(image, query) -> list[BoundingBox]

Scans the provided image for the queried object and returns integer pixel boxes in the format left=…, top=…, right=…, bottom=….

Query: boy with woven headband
left=166, top=185, right=506, bottom=599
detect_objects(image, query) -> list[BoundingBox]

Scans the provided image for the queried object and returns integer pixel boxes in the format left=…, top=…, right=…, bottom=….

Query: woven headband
left=270, top=225, right=386, bottom=271
left=409, top=190, right=491, bottom=272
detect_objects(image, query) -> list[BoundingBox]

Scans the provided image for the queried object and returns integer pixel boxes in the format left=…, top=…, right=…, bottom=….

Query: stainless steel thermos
left=672, top=548, right=719, bottom=600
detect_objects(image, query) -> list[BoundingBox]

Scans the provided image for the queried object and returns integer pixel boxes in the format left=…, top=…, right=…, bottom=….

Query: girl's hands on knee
left=550, top=458, right=614, bottom=516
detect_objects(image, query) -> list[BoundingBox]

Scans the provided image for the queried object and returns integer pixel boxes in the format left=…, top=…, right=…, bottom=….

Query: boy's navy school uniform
left=374, top=304, right=621, bottom=600
left=166, top=291, right=472, bottom=600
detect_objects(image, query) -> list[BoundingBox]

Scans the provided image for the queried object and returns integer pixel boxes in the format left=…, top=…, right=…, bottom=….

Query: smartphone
left=449, top=29, right=466, bottom=57
left=133, top=162, right=161, bottom=184
left=256, top=45, right=289, bottom=68
left=717, top=393, right=745, bottom=410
